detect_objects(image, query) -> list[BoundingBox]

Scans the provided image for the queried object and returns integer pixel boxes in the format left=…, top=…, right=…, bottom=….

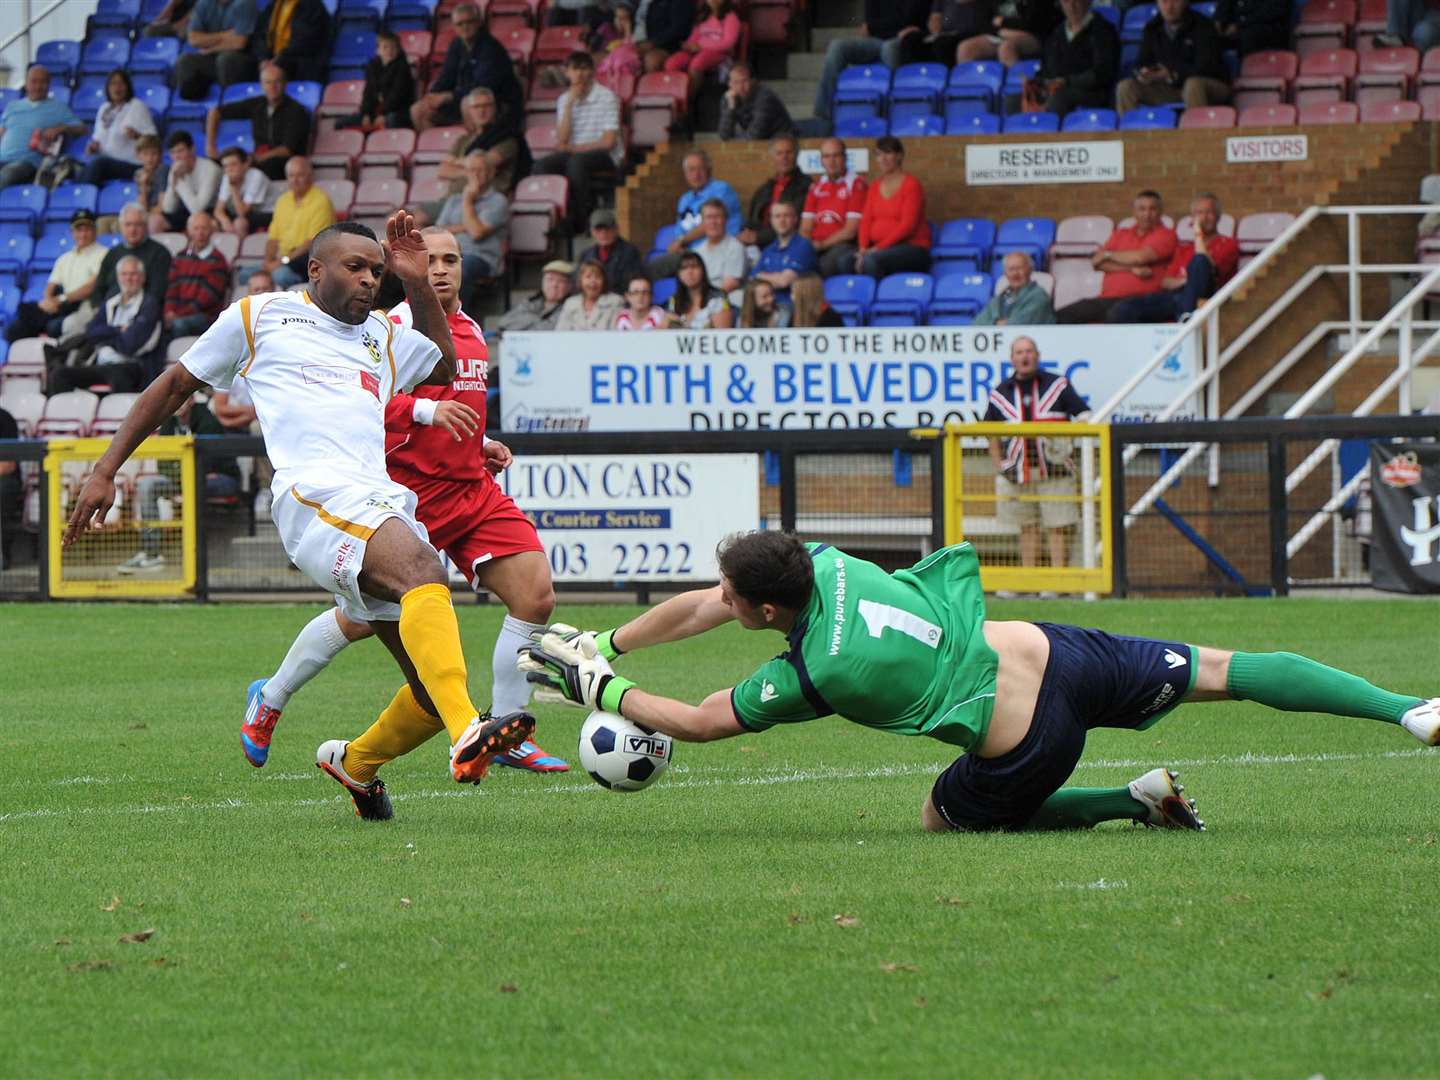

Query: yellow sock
left=343, top=685, right=445, bottom=784
left=398, top=582, right=479, bottom=742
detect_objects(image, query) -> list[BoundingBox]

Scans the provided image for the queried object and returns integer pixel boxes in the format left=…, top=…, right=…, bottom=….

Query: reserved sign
left=965, top=140, right=1125, bottom=185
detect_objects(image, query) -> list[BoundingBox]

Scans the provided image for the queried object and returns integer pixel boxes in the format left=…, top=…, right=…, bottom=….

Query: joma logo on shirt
left=281, top=317, right=317, bottom=327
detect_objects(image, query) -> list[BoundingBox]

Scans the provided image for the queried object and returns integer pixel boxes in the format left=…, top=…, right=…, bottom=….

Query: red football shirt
left=1164, top=233, right=1240, bottom=289
left=1099, top=225, right=1178, bottom=298
left=384, top=302, right=490, bottom=482
left=802, top=172, right=867, bottom=246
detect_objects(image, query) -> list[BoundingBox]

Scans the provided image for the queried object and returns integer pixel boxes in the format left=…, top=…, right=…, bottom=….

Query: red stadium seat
left=748, top=0, right=795, bottom=47
left=362, top=128, right=417, bottom=169
left=1232, top=49, right=1299, bottom=104
left=1294, top=0, right=1357, bottom=51
left=636, top=70, right=689, bottom=112
left=3, top=337, right=47, bottom=383
left=315, top=178, right=355, bottom=217
left=356, top=161, right=402, bottom=183
left=527, top=68, right=566, bottom=122
left=1237, top=212, right=1298, bottom=255
left=408, top=176, right=449, bottom=204
left=1359, top=98, right=1422, bottom=121
left=512, top=173, right=568, bottom=220
left=1177, top=212, right=1237, bottom=241
left=1419, top=85, right=1440, bottom=118
left=0, top=384, right=45, bottom=435
left=236, top=232, right=269, bottom=269
left=1237, top=103, right=1297, bottom=126
left=311, top=127, right=364, bottom=174
left=494, top=25, right=536, bottom=72
left=412, top=125, right=467, bottom=165
left=535, top=25, right=585, bottom=64
left=1354, top=0, right=1389, bottom=46
left=1299, top=100, right=1360, bottom=123
left=509, top=205, right=557, bottom=262
left=91, top=393, right=140, bottom=437
left=352, top=177, right=408, bottom=216
left=597, top=67, right=637, bottom=105
left=1051, top=263, right=1103, bottom=309
left=488, top=0, right=540, bottom=27
left=1050, top=215, right=1113, bottom=261
left=319, top=80, right=364, bottom=119
left=1420, top=46, right=1440, bottom=87
left=525, top=122, right=558, bottom=155
left=1293, top=49, right=1358, bottom=108
left=397, top=30, right=432, bottom=64
left=1179, top=105, right=1237, bottom=128
left=1355, top=46, right=1419, bottom=103
left=36, top=390, right=99, bottom=437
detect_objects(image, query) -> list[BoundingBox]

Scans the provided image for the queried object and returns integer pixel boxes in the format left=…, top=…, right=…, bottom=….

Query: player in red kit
left=243, top=228, right=569, bottom=787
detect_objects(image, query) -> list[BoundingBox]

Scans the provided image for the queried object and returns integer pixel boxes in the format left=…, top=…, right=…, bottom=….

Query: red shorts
left=391, top=467, right=544, bottom=588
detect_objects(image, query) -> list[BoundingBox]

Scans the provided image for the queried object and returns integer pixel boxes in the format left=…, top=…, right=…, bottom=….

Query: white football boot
left=1400, top=698, right=1440, bottom=746
left=1128, top=767, right=1205, bottom=831
left=315, top=740, right=393, bottom=821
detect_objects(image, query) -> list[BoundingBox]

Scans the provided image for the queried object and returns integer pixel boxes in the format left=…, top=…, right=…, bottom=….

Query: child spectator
left=739, top=279, right=790, bottom=328
left=595, top=2, right=642, bottom=80
left=664, top=0, right=742, bottom=96
left=789, top=273, right=846, bottom=327
left=338, top=29, right=417, bottom=131
left=214, top=146, right=273, bottom=237
left=615, top=273, right=668, bottom=330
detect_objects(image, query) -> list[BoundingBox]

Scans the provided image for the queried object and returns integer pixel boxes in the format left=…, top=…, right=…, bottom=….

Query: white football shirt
left=181, top=290, right=441, bottom=482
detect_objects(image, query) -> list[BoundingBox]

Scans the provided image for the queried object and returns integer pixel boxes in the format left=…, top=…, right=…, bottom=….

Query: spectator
left=246, top=268, right=275, bottom=294
left=254, top=156, right=334, bottom=288
left=665, top=251, right=734, bottom=328
left=811, top=0, right=931, bottom=135
left=801, top=137, right=867, bottom=278
left=432, top=88, right=528, bottom=205
left=210, top=378, right=258, bottom=432
left=0, top=65, right=86, bottom=189
left=753, top=202, right=817, bottom=303
left=143, top=0, right=196, bottom=38
left=1108, top=193, right=1238, bottom=322
left=1214, top=0, right=1291, bottom=55
left=532, top=51, right=624, bottom=234
left=984, top=335, right=1090, bottom=569
left=957, top=0, right=1058, bottom=65
left=616, top=273, right=669, bottom=330
left=694, top=199, right=747, bottom=303
left=1021, top=0, right=1120, bottom=117
left=557, top=258, right=623, bottom=330
left=665, top=0, right=743, bottom=96
left=973, top=251, right=1056, bottom=326
left=214, top=145, right=273, bottom=237
left=116, top=393, right=240, bottom=574
left=635, top=0, right=696, bottom=73
left=251, top=0, right=331, bottom=85
left=575, top=208, right=645, bottom=295
left=739, top=279, right=791, bottom=329
left=128, top=135, right=169, bottom=226
left=595, top=2, right=642, bottom=80
left=902, top=0, right=997, bottom=63
left=337, top=29, right=417, bottom=132
left=206, top=61, right=311, bottom=181
left=548, top=0, right=609, bottom=28
left=855, top=136, right=931, bottom=278
left=435, top=151, right=509, bottom=306
left=1056, top=189, right=1177, bottom=322
left=719, top=62, right=794, bottom=142
left=738, top=134, right=811, bottom=251
left=46, top=256, right=164, bottom=395
left=645, top=149, right=743, bottom=278
left=790, top=273, right=846, bottom=327
left=411, top=3, right=524, bottom=132
left=153, top=130, right=222, bottom=234
left=5, top=210, right=106, bottom=342
left=164, top=211, right=231, bottom=336
left=0, top=404, right=20, bottom=570
left=177, top=0, right=260, bottom=100
left=1116, top=0, right=1229, bottom=114
left=95, top=203, right=173, bottom=306
left=80, top=71, right=159, bottom=186
left=1379, top=0, right=1440, bottom=49
left=498, top=259, right=574, bottom=331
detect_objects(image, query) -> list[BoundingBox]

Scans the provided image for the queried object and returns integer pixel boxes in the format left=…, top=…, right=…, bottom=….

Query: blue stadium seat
left=870, top=273, right=934, bottom=326
left=1002, top=59, right=1040, bottom=97
left=98, top=233, right=124, bottom=249
left=136, top=83, right=171, bottom=121
left=653, top=277, right=678, bottom=307
left=31, top=226, right=75, bottom=275
left=928, top=272, right=994, bottom=325
left=0, top=187, right=46, bottom=230
left=91, top=0, right=142, bottom=30
left=993, top=217, right=1057, bottom=270
left=1120, top=105, right=1178, bottom=129
left=891, top=63, right=948, bottom=108
left=0, top=232, right=36, bottom=274
left=888, top=100, right=938, bottom=127
left=386, top=1, right=439, bottom=29
left=338, top=0, right=387, bottom=32
left=1063, top=108, right=1118, bottom=131
left=168, top=85, right=220, bottom=122
left=215, top=120, right=255, bottom=154
left=288, top=81, right=323, bottom=112
left=1122, top=3, right=1158, bottom=44
left=947, top=61, right=1005, bottom=109
left=933, top=218, right=997, bottom=273
left=824, top=275, right=876, bottom=326
left=49, top=86, right=72, bottom=107
left=649, top=223, right=683, bottom=259
left=833, top=101, right=883, bottom=126
left=21, top=279, right=48, bottom=304
left=222, top=82, right=264, bottom=105
left=130, top=36, right=181, bottom=76
left=0, top=89, right=18, bottom=112
left=888, top=111, right=944, bottom=137
left=833, top=114, right=886, bottom=138
left=1094, top=4, right=1120, bottom=27
left=946, top=109, right=1001, bottom=135
left=80, top=35, right=132, bottom=77
left=98, top=181, right=138, bottom=217
left=1004, top=112, right=1059, bottom=133
left=35, top=40, right=81, bottom=82
left=331, top=30, right=378, bottom=68
left=0, top=284, right=20, bottom=319
left=62, top=133, right=92, bottom=165
left=71, top=78, right=110, bottom=123
left=833, top=64, right=892, bottom=111
left=1120, top=43, right=1141, bottom=77
left=1193, top=1, right=1217, bottom=15
left=45, top=184, right=99, bottom=225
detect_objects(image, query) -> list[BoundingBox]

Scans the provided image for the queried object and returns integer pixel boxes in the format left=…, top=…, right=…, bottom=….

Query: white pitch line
left=1, top=748, right=1434, bottom=826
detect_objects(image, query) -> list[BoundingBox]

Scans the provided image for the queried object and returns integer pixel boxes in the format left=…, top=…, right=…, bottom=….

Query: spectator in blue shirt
left=176, top=0, right=259, bottom=101
left=0, top=65, right=86, bottom=189
left=751, top=201, right=817, bottom=304
left=645, top=148, right=743, bottom=279
left=412, top=2, right=524, bottom=131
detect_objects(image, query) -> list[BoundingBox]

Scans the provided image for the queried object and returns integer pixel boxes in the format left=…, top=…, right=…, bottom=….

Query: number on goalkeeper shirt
left=857, top=599, right=943, bottom=649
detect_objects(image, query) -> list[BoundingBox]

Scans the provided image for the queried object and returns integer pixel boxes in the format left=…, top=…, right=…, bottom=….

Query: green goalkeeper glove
left=518, top=630, right=636, bottom=713
left=531, top=623, right=623, bottom=662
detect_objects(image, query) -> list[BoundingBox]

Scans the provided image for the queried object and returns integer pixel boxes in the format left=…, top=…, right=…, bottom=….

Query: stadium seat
left=833, top=65, right=892, bottom=112
left=215, top=120, right=255, bottom=154
left=891, top=63, right=949, bottom=108
left=0, top=385, right=46, bottom=436
left=1176, top=212, right=1237, bottom=241
left=363, top=128, right=417, bottom=168
left=823, top=275, right=877, bottom=326
left=1237, top=212, right=1297, bottom=255
left=495, top=26, right=537, bottom=74
left=1062, top=108, right=1117, bottom=132
left=834, top=114, right=887, bottom=138
left=1232, top=49, right=1299, bottom=106
left=211, top=232, right=240, bottom=263
left=0, top=282, right=20, bottom=317
left=221, top=81, right=264, bottom=106
left=747, top=0, right=794, bottom=46
left=1293, top=49, right=1358, bottom=108
left=994, top=268, right=1054, bottom=298
left=932, top=218, right=996, bottom=274
left=315, top=178, right=356, bottom=217
left=1120, top=105, right=1177, bottom=129
left=80, top=35, right=131, bottom=77
left=396, top=29, right=434, bottom=64
left=509, top=204, right=557, bottom=262
left=413, top=126, right=467, bottom=165
left=526, top=123, right=559, bottom=156
left=351, top=177, right=407, bottom=217
left=1121, top=3, right=1157, bottom=44
left=1299, top=100, right=1360, bottom=123
left=1421, top=85, right=1440, bottom=118
left=310, top=128, right=364, bottom=175
left=993, top=217, right=1057, bottom=270
left=44, top=184, right=98, bottom=225
left=597, top=67, right=638, bottom=106
left=0, top=233, right=35, bottom=274
left=1294, top=0, right=1357, bottom=52
left=1360, top=98, right=1422, bottom=121
left=91, top=393, right=140, bottom=437
left=1355, top=45, right=1420, bottom=103
left=331, top=30, right=378, bottom=70
left=31, top=227, right=74, bottom=275
left=1355, top=0, right=1389, bottom=44
left=652, top=277, right=678, bottom=307
left=888, top=111, right=944, bottom=137
left=71, top=79, right=109, bottom=123
left=153, top=231, right=187, bottom=256
left=35, top=40, right=80, bottom=82
left=648, top=223, right=683, bottom=259
left=1179, top=105, right=1237, bottom=128
left=927, top=273, right=992, bottom=325
left=1237, top=103, right=1297, bottom=126
left=635, top=70, right=689, bottom=113
left=1051, top=263, right=1104, bottom=308
left=91, top=0, right=141, bottom=31
left=130, top=36, right=181, bottom=76
left=1003, top=59, right=1041, bottom=97
left=512, top=174, right=569, bottom=222
left=4, top=336, right=47, bottom=379
left=36, top=391, right=100, bottom=438
left=408, top=176, right=448, bottom=205
left=319, top=80, right=365, bottom=119
left=535, top=24, right=586, bottom=64
left=869, top=273, right=934, bottom=326
left=135, top=83, right=171, bottom=122
left=1003, top=112, right=1059, bottom=133
left=947, top=61, right=1005, bottom=109
left=0, top=186, right=46, bottom=231
left=287, top=82, right=323, bottom=113
left=946, top=109, right=1001, bottom=136
left=1051, top=215, right=1113, bottom=261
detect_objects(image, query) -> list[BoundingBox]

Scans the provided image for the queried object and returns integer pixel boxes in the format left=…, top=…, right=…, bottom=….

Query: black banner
left=1369, top=442, right=1440, bottom=594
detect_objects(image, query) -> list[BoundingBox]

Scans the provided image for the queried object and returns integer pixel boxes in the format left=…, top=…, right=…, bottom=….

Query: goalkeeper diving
left=520, top=532, right=1440, bottom=832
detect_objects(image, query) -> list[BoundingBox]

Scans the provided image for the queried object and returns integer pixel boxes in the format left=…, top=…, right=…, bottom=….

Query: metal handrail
left=0, top=0, right=69, bottom=57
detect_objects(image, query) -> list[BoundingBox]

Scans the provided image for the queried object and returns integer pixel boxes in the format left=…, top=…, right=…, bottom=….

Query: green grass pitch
left=3, top=597, right=1438, bottom=1078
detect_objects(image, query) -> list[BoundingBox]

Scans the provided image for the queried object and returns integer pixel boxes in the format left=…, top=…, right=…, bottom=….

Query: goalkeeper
left=521, top=532, right=1439, bottom=833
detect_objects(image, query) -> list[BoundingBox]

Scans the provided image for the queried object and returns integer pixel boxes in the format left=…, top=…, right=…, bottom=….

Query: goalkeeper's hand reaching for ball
left=518, top=626, right=635, bottom=714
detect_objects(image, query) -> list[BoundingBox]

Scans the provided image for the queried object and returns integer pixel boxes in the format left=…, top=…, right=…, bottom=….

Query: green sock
left=1226, top=652, right=1422, bottom=725
left=1026, top=787, right=1145, bottom=830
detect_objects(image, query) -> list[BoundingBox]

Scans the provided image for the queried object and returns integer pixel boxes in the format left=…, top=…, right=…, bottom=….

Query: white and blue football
left=578, top=710, right=672, bottom=792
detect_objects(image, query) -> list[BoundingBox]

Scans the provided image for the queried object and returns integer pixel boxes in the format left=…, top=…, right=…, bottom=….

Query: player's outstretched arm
left=608, top=585, right=736, bottom=655
left=385, top=209, right=456, bottom=386
left=621, top=687, right=746, bottom=743
left=62, top=364, right=210, bottom=546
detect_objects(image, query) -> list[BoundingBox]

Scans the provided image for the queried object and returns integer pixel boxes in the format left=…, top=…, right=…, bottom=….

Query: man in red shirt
left=243, top=228, right=570, bottom=784
left=800, top=137, right=867, bottom=278
left=1056, top=189, right=1177, bottom=323
left=1107, top=193, right=1239, bottom=323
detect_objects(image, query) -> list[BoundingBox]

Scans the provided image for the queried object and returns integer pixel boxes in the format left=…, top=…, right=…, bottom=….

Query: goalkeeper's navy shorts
left=929, top=623, right=1197, bottom=832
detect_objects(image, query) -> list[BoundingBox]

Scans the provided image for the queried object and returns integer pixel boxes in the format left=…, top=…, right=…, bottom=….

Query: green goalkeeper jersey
left=730, top=542, right=1000, bottom=750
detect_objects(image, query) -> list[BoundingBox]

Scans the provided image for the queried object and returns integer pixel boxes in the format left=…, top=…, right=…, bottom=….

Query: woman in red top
left=855, top=136, right=932, bottom=279
left=664, top=0, right=743, bottom=95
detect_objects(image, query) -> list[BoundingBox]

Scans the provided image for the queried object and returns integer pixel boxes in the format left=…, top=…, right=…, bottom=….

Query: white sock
left=492, top=614, right=546, bottom=715
left=263, top=608, right=351, bottom=710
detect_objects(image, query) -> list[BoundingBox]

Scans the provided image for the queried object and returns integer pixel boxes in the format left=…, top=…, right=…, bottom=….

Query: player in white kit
left=64, top=212, right=534, bottom=820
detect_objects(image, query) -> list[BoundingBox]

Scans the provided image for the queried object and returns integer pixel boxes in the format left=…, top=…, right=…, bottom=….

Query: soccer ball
left=578, top=710, right=672, bottom=792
